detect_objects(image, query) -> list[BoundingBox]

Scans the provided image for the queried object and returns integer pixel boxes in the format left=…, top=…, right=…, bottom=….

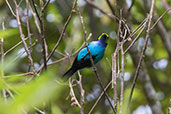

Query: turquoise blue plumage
left=63, top=33, right=109, bottom=78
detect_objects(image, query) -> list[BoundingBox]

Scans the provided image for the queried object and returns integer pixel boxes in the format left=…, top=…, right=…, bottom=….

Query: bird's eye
left=102, top=34, right=107, bottom=39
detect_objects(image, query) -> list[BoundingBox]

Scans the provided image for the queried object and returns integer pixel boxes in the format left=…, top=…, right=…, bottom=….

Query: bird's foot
left=92, top=67, right=96, bottom=72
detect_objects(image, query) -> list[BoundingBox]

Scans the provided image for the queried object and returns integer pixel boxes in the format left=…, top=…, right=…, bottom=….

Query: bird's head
left=98, top=33, right=109, bottom=47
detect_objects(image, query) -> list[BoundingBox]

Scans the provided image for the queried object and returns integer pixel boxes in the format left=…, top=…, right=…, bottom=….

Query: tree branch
left=13, top=0, right=35, bottom=73
left=129, top=0, right=155, bottom=106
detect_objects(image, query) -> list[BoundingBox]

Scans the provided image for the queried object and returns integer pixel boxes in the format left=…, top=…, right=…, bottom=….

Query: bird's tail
left=62, top=67, right=75, bottom=79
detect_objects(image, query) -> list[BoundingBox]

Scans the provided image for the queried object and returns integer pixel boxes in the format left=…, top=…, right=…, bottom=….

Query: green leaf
left=0, top=70, right=63, bottom=114
left=0, top=29, right=19, bottom=39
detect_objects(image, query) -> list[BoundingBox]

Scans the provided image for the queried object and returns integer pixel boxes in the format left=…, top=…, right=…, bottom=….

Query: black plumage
left=63, top=55, right=97, bottom=78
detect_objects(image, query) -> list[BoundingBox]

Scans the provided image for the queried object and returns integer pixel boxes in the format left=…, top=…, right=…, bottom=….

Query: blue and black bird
left=63, top=33, right=109, bottom=78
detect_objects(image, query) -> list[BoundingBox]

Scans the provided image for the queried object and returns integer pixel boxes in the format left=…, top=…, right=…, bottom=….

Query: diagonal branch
left=13, top=0, right=35, bottom=73
left=31, top=0, right=48, bottom=71
left=5, top=0, right=16, bottom=17
left=128, top=0, right=155, bottom=106
left=77, top=71, right=85, bottom=114
left=88, top=80, right=112, bottom=114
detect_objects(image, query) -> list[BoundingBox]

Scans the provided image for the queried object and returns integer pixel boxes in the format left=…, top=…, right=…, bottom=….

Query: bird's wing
left=73, top=54, right=97, bottom=69
left=79, top=50, right=98, bottom=61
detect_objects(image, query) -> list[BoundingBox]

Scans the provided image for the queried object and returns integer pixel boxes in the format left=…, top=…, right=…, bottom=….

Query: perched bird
left=63, top=33, right=109, bottom=78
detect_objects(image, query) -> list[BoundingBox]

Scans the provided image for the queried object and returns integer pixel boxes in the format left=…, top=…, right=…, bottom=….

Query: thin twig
left=120, top=42, right=125, bottom=113
left=85, top=0, right=132, bottom=36
left=112, top=52, right=118, bottom=111
left=26, top=0, right=32, bottom=52
left=31, top=0, right=48, bottom=71
left=34, top=107, right=46, bottom=114
left=111, top=19, right=123, bottom=112
left=1, top=19, right=5, bottom=76
left=128, top=0, right=135, bottom=12
left=29, top=4, right=41, bottom=33
left=85, top=0, right=119, bottom=21
left=2, top=89, right=7, bottom=103
left=55, top=50, right=66, bottom=57
left=26, top=0, right=35, bottom=71
left=106, top=0, right=115, bottom=15
left=124, top=22, right=147, bottom=54
left=4, top=37, right=29, bottom=56
left=13, top=0, right=35, bottom=73
left=42, top=0, right=51, bottom=13
left=11, top=42, right=36, bottom=64
left=2, top=72, right=34, bottom=79
left=88, top=80, right=112, bottom=114
left=1, top=20, right=7, bottom=103
left=6, top=89, right=15, bottom=99
left=77, top=71, right=85, bottom=114
left=128, top=0, right=155, bottom=106
left=151, top=7, right=171, bottom=30
left=31, top=0, right=41, bottom=25
left=124, top=17, right=148, bottom=42
left=5, top=0, right=16, bottom=17
left=18, top=0, right=23, bottom=6
left=69, top=79, right=81, bottom=108
left=47, top=0, right=77, bottom=62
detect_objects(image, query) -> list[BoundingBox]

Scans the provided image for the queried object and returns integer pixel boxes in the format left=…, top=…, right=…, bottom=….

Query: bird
left=63, top=33, right=109, bottom=78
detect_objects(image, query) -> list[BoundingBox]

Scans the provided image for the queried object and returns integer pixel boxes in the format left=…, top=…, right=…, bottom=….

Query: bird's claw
left=92, top=67, right=96, bottom=72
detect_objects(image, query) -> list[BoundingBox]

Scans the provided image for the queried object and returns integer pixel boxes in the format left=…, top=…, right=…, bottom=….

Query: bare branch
left=1, top=18, right=7, bottom=104
left=11, top=42, right=36, bottom=64
left=31, top=0, right=48, bottom=71
left=26, top=0, right=35, bottom=71
left=128, top=0, right=135, bottom=12
left=124, top=22, right=147, bottom=54
left=128, top=0, right=155, bottom=106
left=85, top=0, right=119, bottom=21
left=106, top=0, right=115, bottom=15
left=69, top=79, right=81, bottom=108
left=2, top=89, right=7, bottom=103
left=151, top=8, right=171, bottom=30
left=5, top=0, right=16, bottom=17
left=13, top=0, right=35, bottom=73
left=112, top=52, right=118, bottom=111
left=42, top=0, right=51, bottom=13
left=4, top=37, right=29, bottom=56
left=88, top=81, right=112, bottom=114
left=2, top=72, right=34, bottom=79
left=29, top=4, right=41, bottom=33
left=1, top=18, right=5, bottom=76
left=120, top=42, right=125, bottom=113
left=6, top=89, right=15, bottom=99
left=77, top=71, right=85, bottom=114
